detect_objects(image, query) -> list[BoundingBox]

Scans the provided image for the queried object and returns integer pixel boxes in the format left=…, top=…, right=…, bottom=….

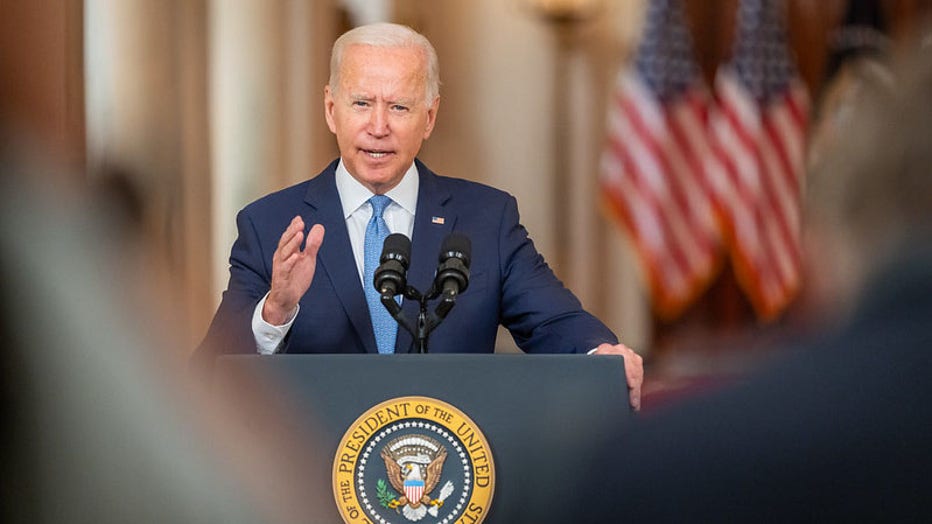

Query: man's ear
left=324, top=85, right=337, bottom=134
left=423, top=96, right=440, bottom=139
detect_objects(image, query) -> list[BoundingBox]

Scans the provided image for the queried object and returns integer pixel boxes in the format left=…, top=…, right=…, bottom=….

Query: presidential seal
left=333, top=396, right=495, bottom=523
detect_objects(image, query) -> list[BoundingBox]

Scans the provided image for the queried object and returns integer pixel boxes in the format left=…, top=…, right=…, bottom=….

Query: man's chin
left=354, top=167, right=405, bottom=193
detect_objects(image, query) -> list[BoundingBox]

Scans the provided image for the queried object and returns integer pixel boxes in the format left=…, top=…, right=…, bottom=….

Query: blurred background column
left=592, top=1, right=653, bottom=354
left=522, top=0, right=652, bottom=352
left=209, top=0, right=337, bottom=308
left=85, top=0, right=213, bottom=349
left=209, top=0, right=286, bottom=301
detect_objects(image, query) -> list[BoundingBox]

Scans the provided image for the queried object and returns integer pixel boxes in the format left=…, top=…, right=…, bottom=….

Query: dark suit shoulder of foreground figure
left=575, top=250, right=932, bottom=522
left=195, top=158, right=617, bottom=360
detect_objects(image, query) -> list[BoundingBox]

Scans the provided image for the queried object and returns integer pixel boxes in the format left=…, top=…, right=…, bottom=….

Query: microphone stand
left=380, top=284, right=458, bottom=354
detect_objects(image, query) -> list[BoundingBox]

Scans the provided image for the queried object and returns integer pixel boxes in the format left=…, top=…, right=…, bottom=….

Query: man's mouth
left=362, top=149, right=392, bottom=159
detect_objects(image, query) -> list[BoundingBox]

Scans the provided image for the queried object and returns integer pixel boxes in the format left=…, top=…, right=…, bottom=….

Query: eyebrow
left=348, top=93, right=417, bottom=106
left=389, top=98, right=416, bottom=106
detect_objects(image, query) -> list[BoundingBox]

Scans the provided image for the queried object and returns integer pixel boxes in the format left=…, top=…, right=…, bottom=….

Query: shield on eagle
left=404, top=475, right=425, bottom=503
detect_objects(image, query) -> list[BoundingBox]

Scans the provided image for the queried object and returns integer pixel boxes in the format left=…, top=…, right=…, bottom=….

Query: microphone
left=374, top=233, right=411, bottom=298
left=434, top=233, right=471, bottom=298
left=372, top=232, right=470, bottom=354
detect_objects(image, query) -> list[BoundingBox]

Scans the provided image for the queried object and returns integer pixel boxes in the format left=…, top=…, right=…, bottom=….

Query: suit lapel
left=397, top=160, right=456, bottom=352
left=304, top=163, right=378, bottom=353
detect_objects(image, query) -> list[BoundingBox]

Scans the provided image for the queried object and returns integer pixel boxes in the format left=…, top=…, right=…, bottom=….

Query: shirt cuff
left=252, top=293, right=299, bottom=355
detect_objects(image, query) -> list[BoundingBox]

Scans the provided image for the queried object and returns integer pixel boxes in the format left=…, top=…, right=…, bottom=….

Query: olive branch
left=377, top=479, right=399, bottom=510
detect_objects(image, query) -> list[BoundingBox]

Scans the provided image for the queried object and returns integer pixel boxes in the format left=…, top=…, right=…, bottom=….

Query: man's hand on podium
left=594, top=343, right=643, bottom=412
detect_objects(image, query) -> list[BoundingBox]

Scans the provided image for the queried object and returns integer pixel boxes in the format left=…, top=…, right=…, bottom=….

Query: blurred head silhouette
left=804, top=36, right=932, bottom=324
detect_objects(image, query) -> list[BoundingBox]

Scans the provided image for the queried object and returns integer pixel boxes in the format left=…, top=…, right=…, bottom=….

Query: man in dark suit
left=196, top=23, right=643, bottom=408
left=569, top=40, right=932, bottom=521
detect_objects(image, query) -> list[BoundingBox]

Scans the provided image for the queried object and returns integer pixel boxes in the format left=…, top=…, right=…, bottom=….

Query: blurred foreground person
left=576, top=43, right=932, bottom=521
left=0, top=142, right=328, bottom=522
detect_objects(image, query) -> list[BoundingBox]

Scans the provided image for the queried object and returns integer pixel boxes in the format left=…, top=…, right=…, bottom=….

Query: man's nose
left=367, top=106, right=389, bottom=137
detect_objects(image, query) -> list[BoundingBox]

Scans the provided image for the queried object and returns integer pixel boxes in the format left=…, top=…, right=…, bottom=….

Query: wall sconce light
left=521, top=0, right=604, bottom=27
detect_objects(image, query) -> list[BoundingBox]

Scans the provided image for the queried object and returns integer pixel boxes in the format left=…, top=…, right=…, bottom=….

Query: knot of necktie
left=369, top=194, right=391, bottom=219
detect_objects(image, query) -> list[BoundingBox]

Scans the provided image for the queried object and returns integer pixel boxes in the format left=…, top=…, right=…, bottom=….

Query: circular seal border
left=333, top=396, right=495, bottom=523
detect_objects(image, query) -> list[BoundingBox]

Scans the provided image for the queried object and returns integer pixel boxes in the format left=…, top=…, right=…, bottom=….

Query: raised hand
left=262, top=216, right=325, bottom=325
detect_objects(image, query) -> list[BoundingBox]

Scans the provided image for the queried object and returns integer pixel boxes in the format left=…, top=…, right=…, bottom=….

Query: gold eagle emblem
left=379, top=435, right=453, bottom=521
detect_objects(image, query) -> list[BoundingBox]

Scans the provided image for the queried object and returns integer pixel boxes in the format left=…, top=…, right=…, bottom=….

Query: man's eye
left=353, top=100, right=369, bottom=108
left=391, top=105, right=409, bottom=112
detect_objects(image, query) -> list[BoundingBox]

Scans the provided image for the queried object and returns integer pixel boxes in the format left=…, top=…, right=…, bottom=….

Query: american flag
left=707, top=0, right=810, bottom=320
left=600, top=0, right=721, bottom=319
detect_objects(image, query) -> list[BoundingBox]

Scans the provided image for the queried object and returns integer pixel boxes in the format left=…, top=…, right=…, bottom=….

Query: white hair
left=329, top=22, right=440, bottom=105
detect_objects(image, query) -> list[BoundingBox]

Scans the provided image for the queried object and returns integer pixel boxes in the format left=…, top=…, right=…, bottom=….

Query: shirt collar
left=335, top=160, right=419, bottom=219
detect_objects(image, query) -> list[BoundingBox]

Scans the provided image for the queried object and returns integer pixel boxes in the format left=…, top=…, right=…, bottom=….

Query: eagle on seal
left=381, top=445, right=447, bottom=521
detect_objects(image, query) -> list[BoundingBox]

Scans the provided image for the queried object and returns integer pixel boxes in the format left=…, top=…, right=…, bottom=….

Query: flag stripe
left=618, top=85, right=712, bottom=272
left=607, top=121, right=693, bottom=282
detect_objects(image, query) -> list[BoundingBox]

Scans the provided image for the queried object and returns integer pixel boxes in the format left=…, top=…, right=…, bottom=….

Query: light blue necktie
left=363, top=195, right=397, bottom=354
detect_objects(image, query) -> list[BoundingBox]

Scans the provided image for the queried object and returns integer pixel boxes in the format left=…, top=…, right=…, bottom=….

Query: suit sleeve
left=192, top=208, right=273, bottom=364
left=496, top=195, right=618, bottom=353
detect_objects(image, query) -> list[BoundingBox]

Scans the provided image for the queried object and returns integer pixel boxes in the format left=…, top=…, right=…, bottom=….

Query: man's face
left=324, top=44, right=439, bottom=194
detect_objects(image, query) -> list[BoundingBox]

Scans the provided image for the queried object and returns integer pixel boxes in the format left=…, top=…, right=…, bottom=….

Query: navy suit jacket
left=196, top=159, right=616, bottom=358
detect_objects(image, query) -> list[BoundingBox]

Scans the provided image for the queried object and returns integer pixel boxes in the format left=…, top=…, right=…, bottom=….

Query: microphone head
left=381, top=233, right=411, bottom=268
left=439, top=232, right=471, bottom=267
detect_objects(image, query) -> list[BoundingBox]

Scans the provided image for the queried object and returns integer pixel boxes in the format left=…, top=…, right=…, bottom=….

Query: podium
left=214, top=354, right=632, bottom=523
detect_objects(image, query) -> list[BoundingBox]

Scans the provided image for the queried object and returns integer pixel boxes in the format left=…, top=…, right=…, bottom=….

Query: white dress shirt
left=252, top=161, right=418, bottom=354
